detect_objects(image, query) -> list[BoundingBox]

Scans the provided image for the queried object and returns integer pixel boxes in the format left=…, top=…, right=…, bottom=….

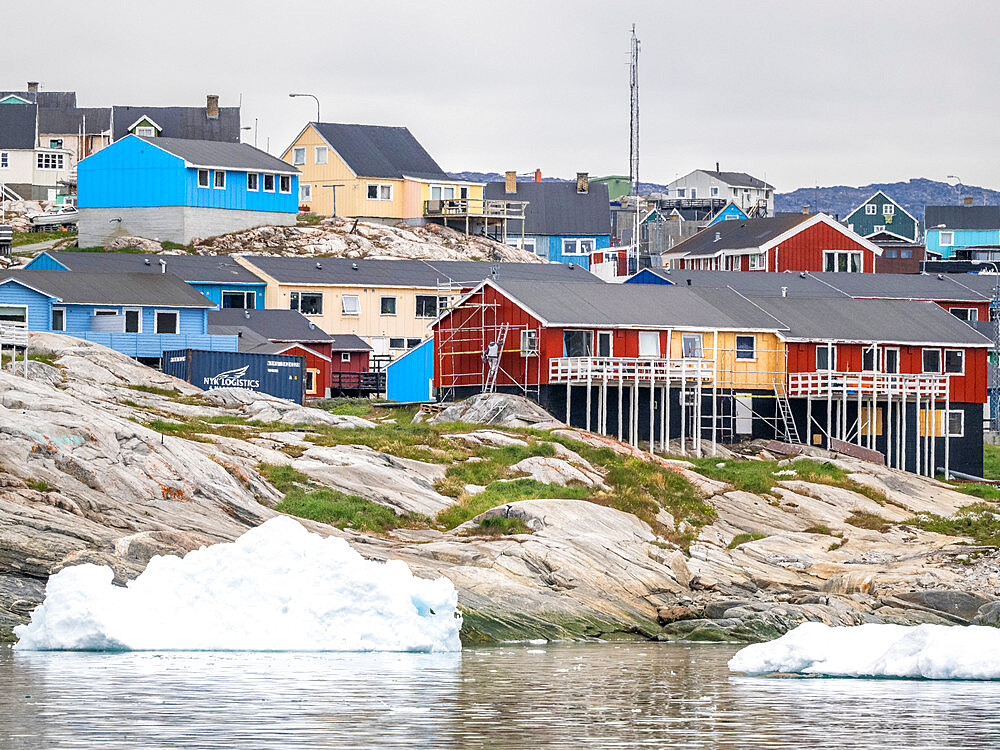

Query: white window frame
left=710, top=186, right=719, bottom=197
left=389, top=337, right=405, bottom=350
left=341, top=352, right=351, bottom=363
left=134, top=126, right=156, bottom=137
left=939, top=231, right=954, bottom=247
left=290, top=291, right=324, bottom=316
left=520, top=329, right=538, bottom=356
left=341, top=295, right=360, bottom=316
left=292, top=147, right=306, bottom=166
left=380, top=296, right=397, bottom=316
left=154, top=310, right=179, bottom=335
left=823, top=250, right=863, bottom=273
left=222, top=290, right=255, bottom=309
left=638, top=331, right=660, bottom=358
left=279, top=174, right=291, bottom=194
left=735, top=335, right=756, bottom=361
left=681, top=333, right=703, bottom=359
left=748, top=253, right=766, bottom=270
left=873, top=225, right=885, bottom=234
left=415, top=294, right=439, bottom=318
left=36, top=152, right=65, bottom=170
left=944, top=348, right=965, bottom=375
left=214, top=170, right=226, bottom=190
left=314, top=146, right=328, bottom=165
left=300, top=183, right=312, bottom=201
left=247, top=173, right=258, bottom=192
left=51, top=306, right=65, bottom=332
left=123, top=307, right=142, bottom=334
left=0, top=152, right=8, bottom=169
left=562, top=238, right=595, bottom=256
left=198, top=169, right=210, bottom=188
left=922, top=348, right=942, bottom=374
left=304, top=369, right=317, bottom=394
left=263, top=174, right=275, bottom=192
left=950, top=307, right=978, bottom=322
left=883, top=204, right=895, bottom=216
left=862, top=345, right=877, bottom=372
left=947, top=410, right=965, bottom=438
left=816, top=344, right=837, bottom=371
left=595, top=330, right=613, bottom=358
left=367, top=182, right=393, bottom=201
left=429, top=185, right=456, bottom=201
left=883, top=347, right=900, bottom=374
left=865, top=203, right=877, bottom=215
left=93, top=309, right=118, bottom=317
left=676, top=188, right=686, bottom=198
left=506, top=237, right=538, bottom=255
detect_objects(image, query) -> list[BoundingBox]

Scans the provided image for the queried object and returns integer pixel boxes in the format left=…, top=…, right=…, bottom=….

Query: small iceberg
left=14, top=516, right=462, bottom=652
left=729, top=621, right=1000, bottom=680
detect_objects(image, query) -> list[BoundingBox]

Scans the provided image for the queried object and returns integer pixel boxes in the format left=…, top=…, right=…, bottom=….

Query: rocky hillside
left=1, top=334, right=999, bottom=644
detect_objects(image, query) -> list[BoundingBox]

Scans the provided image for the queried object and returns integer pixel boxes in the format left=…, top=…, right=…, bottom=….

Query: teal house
left=925, top=205, right=1000, bottom=260
left=845, top=191, right=919, bottom=242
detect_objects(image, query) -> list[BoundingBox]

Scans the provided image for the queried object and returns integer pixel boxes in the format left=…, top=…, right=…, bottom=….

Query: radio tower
left=628, top=24, right=640, bottom=272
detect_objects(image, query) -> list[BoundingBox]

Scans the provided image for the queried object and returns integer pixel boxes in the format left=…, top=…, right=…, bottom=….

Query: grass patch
left=984, top=445, right=1000, bottom=481
left=460, top=516, right=533, bottom=537
left=845, top=511, right=891, bottom=532
left=13, top=230, right=77, bottom=247
left=436, top=478, right=589, bottom=530
left=322, top=398, right=375, bottom=417
left=25, top=478, right=52, bottom=492
left=728, top=532, right=766, bottom=549
left=297, top=212, right=325, bottom=225
left=258, top=463, right=309, bottom=491
left=950, top=482, right=1000, bottom=501
left=1, top=352, right=62, bottom=369
left=128, top=384, right=181, bottom=397
left=161, top=240, right=196, bottom=253
left=904, top=502, right=1000, bottom=546
left=70, top=245, right=150, bottom=254
left=803, top=524, right=833, bottom=535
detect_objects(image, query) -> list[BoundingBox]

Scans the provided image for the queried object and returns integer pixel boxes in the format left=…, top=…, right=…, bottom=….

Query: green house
left=845, top=190, right=918, bottom=242
left=592, top=175, right=632, bottom=203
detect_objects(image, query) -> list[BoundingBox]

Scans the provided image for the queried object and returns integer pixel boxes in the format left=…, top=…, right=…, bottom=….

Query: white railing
left=787, top=371, right=949, bottom=399
left=0, top=320, right=29, bottom=346
left=549, top=356, right=715, bottom=384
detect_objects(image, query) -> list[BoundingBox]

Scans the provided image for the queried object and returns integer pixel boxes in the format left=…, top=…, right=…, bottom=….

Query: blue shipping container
left=163, top=349, right=306, bottom=405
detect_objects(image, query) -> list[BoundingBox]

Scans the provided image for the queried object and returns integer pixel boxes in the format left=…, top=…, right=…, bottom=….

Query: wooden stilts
left=617, top=378, right=623, bottom=442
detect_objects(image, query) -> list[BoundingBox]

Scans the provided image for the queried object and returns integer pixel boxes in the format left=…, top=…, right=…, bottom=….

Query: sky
left=6, top=0, right=1000, bottom=192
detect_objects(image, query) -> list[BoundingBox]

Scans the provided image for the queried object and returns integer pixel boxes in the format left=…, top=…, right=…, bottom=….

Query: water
left=2, top=642, right=1000, bottom=749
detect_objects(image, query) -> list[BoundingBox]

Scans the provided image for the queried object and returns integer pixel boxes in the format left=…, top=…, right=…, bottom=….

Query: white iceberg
left=14, top=516, right=462, bottom=652
left=729, top=621, right=1000, bottom=680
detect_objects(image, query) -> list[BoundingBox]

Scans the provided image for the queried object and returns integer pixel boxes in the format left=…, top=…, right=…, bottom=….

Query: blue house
left=925, top=205, right=1000, bottom=260
left=706, top=201, right=750, bottom=226
left=76, top=135, right=299, bottom=248
left=484, top=177, right=611, bottom=269
left=385, top=337, right=434, bottom=402
left=0, top=270, right=237, bottom=363
left=24, top=251, right=267, bottom=310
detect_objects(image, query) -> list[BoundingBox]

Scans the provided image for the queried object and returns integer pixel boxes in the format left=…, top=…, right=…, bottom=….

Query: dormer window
left=135, top=126, right=155, bottom=137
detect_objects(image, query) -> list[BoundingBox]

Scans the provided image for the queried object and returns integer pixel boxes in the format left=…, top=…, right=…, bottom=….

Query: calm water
left=2, top=642, right=999, bottom=749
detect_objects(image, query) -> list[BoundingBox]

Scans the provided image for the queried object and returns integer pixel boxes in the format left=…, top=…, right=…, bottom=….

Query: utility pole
left=629, top=24, right=641, bottom=274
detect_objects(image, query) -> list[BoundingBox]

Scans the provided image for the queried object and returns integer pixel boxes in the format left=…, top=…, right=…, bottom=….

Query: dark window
left=198, top=169, right=209, bottom=188
left=263, top=174, right=275, bottom=192
left=214, top=170, right=226, bottom=189
left=247, top=173, right=258, bottom=191
left=944, top=349, right=964, bottom=374
left=290, top=291, right=323, bottom=316
left=406, top=338, right=421, bottom=349
left=155, top=311, right=178, bottom=334
left=922, top=349, right=941, bottom=373
left=862, top=346, right=876, bottom=371
left=51, top=308, right=65, bottom=331
left=341, top=352, right=351, bottom=362
left=884, top=348, right=899, bottom=374
left=304, top=370, right=315, bottom=393
left=596, top=331, right=612, bottom=357
left=735, top=335, right=755, bottom=360
left=415, top=295, right=438, bottom=318
left=950, top=308, right=977, bottom=322
left=380, top=296, right=397, bottom=315
left=222, top=291, right=253, bottom=309
left=279, top=175, right=291, bottom=193
left=563, top=330, right=593, bottom=357
left=389, top=338, right=405, bottom=349
left=124, top=309, right=141, bottom=333
left=816, top=345, right=836, bottom=371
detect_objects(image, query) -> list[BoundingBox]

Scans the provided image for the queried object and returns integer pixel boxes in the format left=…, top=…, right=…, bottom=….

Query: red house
left=663, top=213, right=882, bottom=273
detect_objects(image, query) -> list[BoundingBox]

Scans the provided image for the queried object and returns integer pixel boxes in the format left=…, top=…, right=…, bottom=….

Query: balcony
left=423, top=198, right=527, bottom=220
left=549, top=356, right=715, bottom=385
left=330, top=371, right=386, bottom=394
left=786, top=371, right=949, bottom=400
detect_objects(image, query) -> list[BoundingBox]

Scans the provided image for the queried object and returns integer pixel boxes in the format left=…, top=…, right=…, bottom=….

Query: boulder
left=105, top=235, right=164, bottom=253
left=894, top=589, right=992, bottom=622
left=510, top=456, right=605, bottom=488
left=430, top=393, right=563, bottom=430
left=973, top=600, right=1000, bottom=627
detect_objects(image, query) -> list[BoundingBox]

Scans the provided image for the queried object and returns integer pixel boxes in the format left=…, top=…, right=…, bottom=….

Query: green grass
left=160, top=241, right=196, bottom=253
left=950, top=483, right=1000, bottom=500
left=984, top=445, right=1000, bottom=481
left=436, top=478, right=589, bottom=529
left=728, top=532, right=766, bottom=549
left=803, top=524, right=833, bottom=535
left=1, top=352, right=62, bottom=369
left=128, top=384, right=181, bottom=397
left=258, top=463, right=310, bottom=491
left=904, top=502, right=1000, bottom=546
left=323, top=398, right=375, bottom=417
left=25, top=478, right=52, bottom=492
left=845, top=511, right=891, bottom=532
left=13, top=230, right=77, bottom=247
left=460, top=516, right=533, bottom=537
left=297, top=212, right=325, bottom=225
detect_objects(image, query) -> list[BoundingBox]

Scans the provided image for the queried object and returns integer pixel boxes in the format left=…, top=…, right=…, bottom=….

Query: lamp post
left=241, top=118, right=259, bottom=148
left=974, top=259, right=1000, bottom=431
left=289, top=93, right=321, bottom=122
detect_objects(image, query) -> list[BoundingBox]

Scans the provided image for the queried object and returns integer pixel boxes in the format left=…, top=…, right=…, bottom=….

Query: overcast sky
left=7, top=1, right=1000, bottom=191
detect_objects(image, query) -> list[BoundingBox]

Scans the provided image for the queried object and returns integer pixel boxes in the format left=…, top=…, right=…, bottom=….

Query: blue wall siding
left=927, top=229, right=1000, bottom=259
left=386, top=338, right=434, bottom=402
left=189, top=282, right=266, bottom=309
left=624, top=268, right=671, bottom=285
left=707, top=204, right=749, bottom=225
left=0, top=282, right=54, bottom=330
left=541, top=234, right=611, bottom=269
left=58, top=304, right=208, bottom=334
left=23, top=252, right=70, bottom=271
left=182, top=169, right=298, bottom=213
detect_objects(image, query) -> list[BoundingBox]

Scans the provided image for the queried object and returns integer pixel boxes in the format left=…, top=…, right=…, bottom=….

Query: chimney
left=781, top=286, right=788, bottom=298
left=964, top=195, right=974, bottom=206
left=505, top=171, right=517, bottom=194
left=534, top=168, right=541, bottom=183
left=159, top=259, right=166, bottom=274
left=27, top=82, right=38, bottom=93
left=802, top=205, right=810, bottom=215
left=206, top=94, right=220, bottom=120
left=576, top=172, right=589, bottom=194
left=715, top=161, right=720, bottom=173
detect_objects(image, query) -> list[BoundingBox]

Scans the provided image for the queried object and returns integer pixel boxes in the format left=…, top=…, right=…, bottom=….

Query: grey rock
left=895, top=589, right=991, bottom=622
left=973, top=600, right=1000, bottom=627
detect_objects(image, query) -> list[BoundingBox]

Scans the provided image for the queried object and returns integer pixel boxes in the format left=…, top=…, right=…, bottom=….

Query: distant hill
left=449, top=171, right=670, bottom=195
left=776, top=178, right=1000, bottom=223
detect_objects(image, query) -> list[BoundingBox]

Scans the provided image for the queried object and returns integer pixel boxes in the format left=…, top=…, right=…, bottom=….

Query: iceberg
left=729, top=621, right=1000, bottom=680
left=14, top=516, right=462, bottom=652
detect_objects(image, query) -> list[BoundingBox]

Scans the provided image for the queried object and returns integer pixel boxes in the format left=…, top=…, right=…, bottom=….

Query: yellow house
left=279, top=122, right=485, bottom=223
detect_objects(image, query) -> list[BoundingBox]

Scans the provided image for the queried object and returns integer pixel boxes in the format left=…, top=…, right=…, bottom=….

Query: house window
left=682, top=333, right=703, bottom=358
left=341, top=295, right=360, bottom=315
left=300, top=184, right=312, bottom=201
left=389, top=338, right=405, bottom=350
left=711, top=186, right=719, bottom=197
left=415, top=295, right=439, bottom=318
left=49, top=138, right=63, bottom=149
left=263, top=174, right=275, bottom=192
left=430, top=185, right=456, bottom=201
left=823, top=250, right=862, bottom=272
left=154, top=311, right=178, bottom=335
left=36, top=152, right=64, bottom=170
left=124, top=309, right=141, bottom=333
left=315, top=146, right=328, bottom=164
left=873, top=225, right=885, bottom=234
left=367, top=183, right=393, bottom=201
left=940, top=231, right=954, bottom=246
left=638, top=331, right=660, bottom=358
left=690, top=188, right=697, bottom=199
left=0, top=152, right=7, bottom=168
left=736, top=335, right=755, bottom=360
left=406, top=338, right=421, bottom=349
left=862, top=345, right=876, bottom=372
left=521, top=329, right=538, bottom=356
left=596, top=331, right=612, bottom=357
left=247, top=173, right=258, bottom=191
left=922, top=348, right=942, bottom=373
left=950, top=307, right=978, bottom=322
left=341, top=352, right=351, bottom=363
left=948, top=410, right=965, bottom=437
left=459, top=186, right=470, bottom=199
left=214, top=170, right=226, bottom=189
left=816, top=345, right=836, bottom=371
left=506, top=237, right=538, bottom=255
left=135, top=126, right=156, bottom=137
left=676, top=188, right=686, bottom=198
left=748, top=253, right=765, bottom=270
left=292, top=147, right=306, bottom=166
left=865, top=204, right=877, bottom=215
left=290, top=291, right=323, bottom=316
left=198, top=169, right=210, bottom=188
left=944, top=349, right=965, bottom=374
left=380, top=296, right=397, bottom=315
left=901, top=250, right=912, bottom=258
left=51, top=307, right=65, bottom=332
left=883, top=204, right=895, bottom=216
left=279, top=175, right=291, bottom=193
left=222, top=290, right=255, bottom=309
left=885, top=249, right=898, bottom=258
left=563, top=330, right=593, bottom=357
left=562, top=238, right=596, bottom=256
left=304, top=370, right=316, bottom=394
left=883, top=347, right=899, bottom=374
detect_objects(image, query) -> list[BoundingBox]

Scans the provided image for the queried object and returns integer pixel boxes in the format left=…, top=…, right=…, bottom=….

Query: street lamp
left=289, top=93, right=320, bottom=122
left=241, top=118, right=259, bottom=148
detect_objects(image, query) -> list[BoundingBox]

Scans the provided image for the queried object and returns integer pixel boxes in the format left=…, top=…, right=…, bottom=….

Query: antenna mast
left=629, top=23, right=640, bottom=273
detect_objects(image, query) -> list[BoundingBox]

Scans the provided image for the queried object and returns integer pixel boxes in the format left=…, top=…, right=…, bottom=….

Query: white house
left=0, top=99, right=74, bottom=201
left=663, top=168, right=774, bottom=217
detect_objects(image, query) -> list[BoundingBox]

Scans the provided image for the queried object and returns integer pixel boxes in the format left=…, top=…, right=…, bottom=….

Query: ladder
left=773, top=380, right=801, bottom=444
left=483, top=322, right=510, bottom=394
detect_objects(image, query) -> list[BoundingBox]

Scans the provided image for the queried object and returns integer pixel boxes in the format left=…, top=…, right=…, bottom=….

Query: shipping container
left=163, top=349, right=306, bottom=404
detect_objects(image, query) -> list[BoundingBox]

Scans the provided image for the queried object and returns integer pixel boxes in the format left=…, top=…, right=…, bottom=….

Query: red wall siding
left=330, top=348, right=369, bottom=374
left=281, top=344, right=331, bottom=397
left=771, top=222, right=876, bottom=273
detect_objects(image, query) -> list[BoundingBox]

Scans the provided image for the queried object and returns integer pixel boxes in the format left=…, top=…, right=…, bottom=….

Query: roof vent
left=781, top=286, right=788, bottom=297
left=315, top=261, right=322, bottom=269
left=799, top=271, right=806, bottom=278
left=714, top=231, right=721, bottom=242
left=243, top=310, right=250, bottom=319
left=937, top=274, right=944, bottom=280
left=159, top=259, right=166, bottom=274
left=308, top=322, right=315, bottom=330
left=351, top=262, right=358, bottom=270
left=686, top=279, right=692, bottom=286
left=143, top=258, right=150, bottom=265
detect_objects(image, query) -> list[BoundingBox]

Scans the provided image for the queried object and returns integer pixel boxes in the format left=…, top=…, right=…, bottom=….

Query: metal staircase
left=773, top=379, right=801, bottom=444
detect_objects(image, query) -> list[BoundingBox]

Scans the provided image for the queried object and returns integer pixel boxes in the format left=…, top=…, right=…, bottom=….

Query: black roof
left=925, top=205, right=1000, bottom=231
left=0, top=270, right=214, bottom=307
left=483, top=181, right=612, bottom=236
left=42, top=251, right=266, bottom=284
left=310, top=122, right=450, bottom=180
left=665, top=215, right=811, bottom=257
left=137, top=136, right=297, bottom=174
left=208, top=309, right=335, bottom=343
left=38, top=106, right=111, bottom=135
left=0, top=90, right=76, bottom=108
left=699, top=170, right=774, bottom=190
left=111, top=105, right=241, bottom=142
left=0, top=103, right=37, bottom=149
left=243, top=257, right=603, bottom=287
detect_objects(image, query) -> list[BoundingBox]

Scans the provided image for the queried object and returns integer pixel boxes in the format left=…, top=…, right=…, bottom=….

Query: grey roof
left=489, top=279, right=786, bottom=330
left=483, top=181, right=612, bottom=236
left=208, top=309, right=335, bottom=343
left=638, top=269, right=845, bottom=298
left=138, top=137, right=297, bottom=174
left=0, top=270, right=214, bottom=307
left=243, top=257, right=603, bottom=287
left=38, top=106, right=111, bottom=135
left=0, top=91, right=77, bottom=108
left=43, top=251, right=266, bottom=284
left=665, top=215, right=810, bottom=257
left=310, top=122, right=449, bottom=180
left=0, top=103, right=36, bottom=149
left=111, top=105, right=241, bottom=142
left=699, top=170, right=774, bottom=190
left=926, top=205, right=1000, bottom=231
left=748, top=296, right=990, bottom=346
